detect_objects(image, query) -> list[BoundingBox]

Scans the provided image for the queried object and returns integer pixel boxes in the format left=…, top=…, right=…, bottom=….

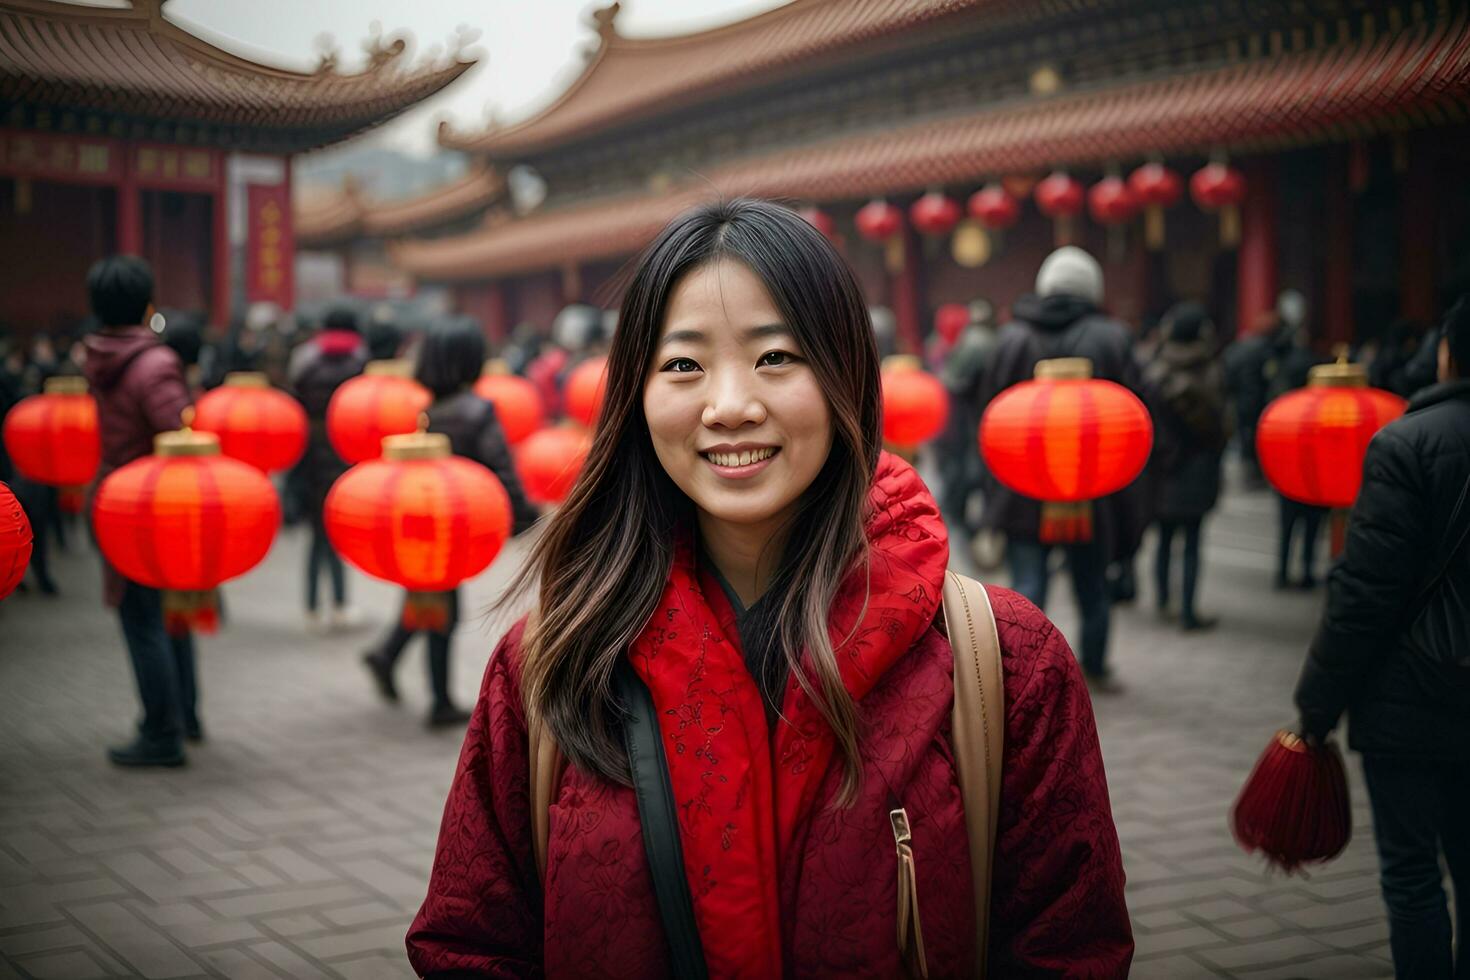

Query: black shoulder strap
left=1410, top=455, right=1470, bottom=625
left=612, top=661, right=709, bottom=980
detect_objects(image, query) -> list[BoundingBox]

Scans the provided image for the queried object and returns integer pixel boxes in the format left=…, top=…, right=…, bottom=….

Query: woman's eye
left=758, top=350, right=797, bottom=367
left=660, top=357, right=701, bottom=373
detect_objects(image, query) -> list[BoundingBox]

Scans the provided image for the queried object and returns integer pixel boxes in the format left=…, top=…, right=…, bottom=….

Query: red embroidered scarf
left=626, top=452, right=949, bottom=978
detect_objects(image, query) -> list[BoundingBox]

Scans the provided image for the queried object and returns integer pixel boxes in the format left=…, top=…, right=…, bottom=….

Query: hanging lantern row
left=801, top=159, right=1246, bottom=260
left=91, top=411, right=280, bottom=635
left=192, top=372, right=307, bottom=474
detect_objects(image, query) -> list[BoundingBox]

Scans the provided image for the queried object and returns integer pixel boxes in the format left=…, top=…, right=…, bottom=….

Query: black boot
left=426, top=637, right=469, bottom=728
left=362, top=651, right=399, bottom=703
left=108, top=735, right=185, bottom=768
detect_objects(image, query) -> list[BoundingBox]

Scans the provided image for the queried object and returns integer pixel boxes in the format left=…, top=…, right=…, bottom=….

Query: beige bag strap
left=529, top=715, right=563, bottom=883
left=941, top=570, right=1005, bottom=978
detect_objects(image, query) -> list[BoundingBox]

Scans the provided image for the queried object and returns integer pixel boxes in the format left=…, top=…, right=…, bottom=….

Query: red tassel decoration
left=402, top=591, right=450, bottom=632
left=1232, top=730, right=1351, bottom=873
left=163, top=589, right=219, bottom=637
left=1039, top=501, right=1093, bottom=544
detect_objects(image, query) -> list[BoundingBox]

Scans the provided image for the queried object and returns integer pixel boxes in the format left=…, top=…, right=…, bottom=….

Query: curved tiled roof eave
left=395, top=13, right=1470, bottom=281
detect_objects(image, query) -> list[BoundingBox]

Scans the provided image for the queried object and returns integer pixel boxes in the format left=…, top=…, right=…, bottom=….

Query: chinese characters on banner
left=246, top=182, right=294, bottom=308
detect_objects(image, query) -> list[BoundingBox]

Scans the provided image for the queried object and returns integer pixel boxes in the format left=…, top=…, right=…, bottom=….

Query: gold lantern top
left=364, top=359, right=414, bottom=378
left=1309, top=347, right=1367, bottom=388
left=154, top=407, right=220, bottom=457
left=43, top=376, right=89, bottom=395
left=223, top=371, right=270, bottom=389
left=382, top=414, right=448, bottom=461
left=1034, top=357, right=1094, bottom=381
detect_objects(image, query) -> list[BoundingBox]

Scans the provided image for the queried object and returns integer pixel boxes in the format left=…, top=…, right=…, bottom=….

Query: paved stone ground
left=0, top=471, right=1403, bottom=979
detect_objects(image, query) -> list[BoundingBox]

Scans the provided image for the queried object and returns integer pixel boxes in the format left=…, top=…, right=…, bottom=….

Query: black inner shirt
left=698, top=548, right=789, bottom=731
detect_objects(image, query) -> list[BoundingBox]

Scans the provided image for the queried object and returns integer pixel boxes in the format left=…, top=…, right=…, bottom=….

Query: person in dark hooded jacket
left=978, top=246, right=1141, bottom=689
left=80, top=257, right=197, bottom=768
left=1142, top=302, right=1228, bottom=631
left=362, top=317, right=540, bottom=727
left=287, top=307, right=368, bottom=631
left=1295, top=294, right=1470, bottom=980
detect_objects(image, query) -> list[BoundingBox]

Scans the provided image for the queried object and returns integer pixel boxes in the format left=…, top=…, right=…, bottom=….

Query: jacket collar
left=1407, top=379, right=1470, bottom=414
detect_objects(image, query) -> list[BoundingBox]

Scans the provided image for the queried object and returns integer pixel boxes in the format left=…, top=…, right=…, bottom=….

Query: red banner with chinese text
left=246, top=182, right=294, bottom=309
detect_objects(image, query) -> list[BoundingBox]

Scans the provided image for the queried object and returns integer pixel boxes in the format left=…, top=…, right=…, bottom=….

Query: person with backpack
left=1142, top=302, right=1229, bottom=631
left=1295, top=295, right=1470, bottom=980
left=79, top=257, right=197, bottom=767
left=361, top=317, right=539, bottom=728
left=406, top=200, right=1131, bottom=977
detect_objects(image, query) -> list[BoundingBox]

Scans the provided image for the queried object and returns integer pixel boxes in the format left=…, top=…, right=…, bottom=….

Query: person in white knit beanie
left=1035, top=245, right=1105, bottom=305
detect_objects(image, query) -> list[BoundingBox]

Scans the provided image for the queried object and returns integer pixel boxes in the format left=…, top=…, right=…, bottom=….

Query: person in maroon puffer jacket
left=81, top=256, right=195, bottom=768
left=407, top=200, right=1132, bottom=978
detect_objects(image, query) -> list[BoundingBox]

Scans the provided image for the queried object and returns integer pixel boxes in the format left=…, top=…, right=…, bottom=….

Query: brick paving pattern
left=0, top=476, right=1398, bottom=978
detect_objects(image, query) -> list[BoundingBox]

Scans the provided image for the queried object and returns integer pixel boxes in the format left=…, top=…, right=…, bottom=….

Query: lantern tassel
left=1144, top=206, right=1165, bottom=250
left=1039, top=501, right=1093, bottom=544
left=1054, top=214, right=1075, bottom=248
left=163, top=589, right=219, bottom=637
left=403, top=591, right=451, bottom=632
left=1231, top=730, right=1351, bottom=874
left=1220, top=204, right=1241, bottom=248
left=1329, top=509, right=1349, bottom=559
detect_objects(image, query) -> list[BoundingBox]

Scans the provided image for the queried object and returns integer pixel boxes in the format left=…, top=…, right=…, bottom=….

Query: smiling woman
left=407, top=199, right=1133, bottom=978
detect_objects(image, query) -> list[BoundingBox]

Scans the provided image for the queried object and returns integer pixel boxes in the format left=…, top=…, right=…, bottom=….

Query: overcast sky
left=161, top=0, right=787, bottom=157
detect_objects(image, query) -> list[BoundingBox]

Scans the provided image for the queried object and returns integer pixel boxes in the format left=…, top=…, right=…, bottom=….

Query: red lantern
left=325, top=430, right=511, bottom=629
left=1190, top=162, right=1247, bottom=247
left=797, top=206, right=836, bottom=240
left=564, top=356, right=608, bottom=428
left=474, top=370, right=545, bottom=445
left=934, top=303, right=970, bottom=345
left=1256, top=361, right=1405, bottom=511
left=1128, top=162, right=1183, bottom=249
left=1, top=481, right=32, bottom=601
left=2, top=376, right=100, bottom=488
left=1232, top=730, right=1351, bottom=874
left=516, top=426, right=592, bottom=505
left=1087, top=175, right=1139, bottom=225
left=881, top=357, right=950, bottom=447
left=968, top=184, right=1020, bottom=230
left=326, top=360, right=432, bottom=464
left=92, top=421, right=280, bottom=634
left=1034, top=172, right=1085, bottom=246
left=979, top=358, right=1152, bottom=543
left=192, top=372, right=307, bottom=473
left=855, top=199, right=904, bottom=241
left=909, top=191, right=961, bottom=237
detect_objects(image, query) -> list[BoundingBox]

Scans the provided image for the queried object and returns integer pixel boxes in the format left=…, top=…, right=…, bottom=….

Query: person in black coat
left=1295, top=295, right=1470, bottom=980
left=977, top=246, right=1142, bottom=689
left=362, top=317, right=540, bottom=727
left=287, top=307, right=369, bottom=630
left=1142, top=302, right=1228, bottom=631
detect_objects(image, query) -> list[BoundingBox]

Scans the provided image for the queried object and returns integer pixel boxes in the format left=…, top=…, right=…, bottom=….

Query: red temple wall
left=142, top=189, right=212, bottom=315
left=0, top=178, right=116, bottom=333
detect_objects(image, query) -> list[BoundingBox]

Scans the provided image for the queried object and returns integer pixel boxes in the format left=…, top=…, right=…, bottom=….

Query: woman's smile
left=700, top=443, right=781, bottom=477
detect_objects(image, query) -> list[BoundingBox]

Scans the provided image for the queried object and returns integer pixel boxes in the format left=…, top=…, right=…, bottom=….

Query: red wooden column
left=1235, top=159, right=1279, bottom=338
left=891, top=226, right=923, bottom=354
left=1322, top=148, right=1354, bottom=348
left=117, top=141, right=141, bottom=255
left=1399, top=136, right=1436, bottom=324
left=211, top=149, right=230, bottom=327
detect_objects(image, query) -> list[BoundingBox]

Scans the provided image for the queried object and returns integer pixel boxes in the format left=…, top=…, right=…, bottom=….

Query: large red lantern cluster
left=1256, top=359, right=1405, bottom=511
left=92, top=417, right=280, bottom=633
left=474, top=369, right=545, bottom=445
left=516, top=426, right=592, bottom=506
left=327, top=360, right=432, bottom=464
left=2, top=376, right=100, bottom=488
left=1, top=482, right=32, bottom=601
left=855, top=199, right=904, bottom=241
left=881, top=356, right=949, bottom=447
left=192, top=372, right=307, bottom=473
left=326, top=429, right=511, bottom=627
left=564, top=356, right=608, bottom=428
left=980, top=358, right=1153, bottom=542
left=1190, top=162, right=1247, bottom=247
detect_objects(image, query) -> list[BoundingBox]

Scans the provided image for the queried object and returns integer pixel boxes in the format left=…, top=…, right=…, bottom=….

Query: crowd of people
left=3, top=198, right=1468, bottom=977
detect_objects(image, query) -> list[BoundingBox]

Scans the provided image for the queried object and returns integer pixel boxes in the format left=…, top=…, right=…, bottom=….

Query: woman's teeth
left=707, top=447, right=776, bottom=467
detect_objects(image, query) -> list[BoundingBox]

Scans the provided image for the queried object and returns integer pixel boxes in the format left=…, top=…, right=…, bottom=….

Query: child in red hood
left=408, top=200, right=1132, bottom=978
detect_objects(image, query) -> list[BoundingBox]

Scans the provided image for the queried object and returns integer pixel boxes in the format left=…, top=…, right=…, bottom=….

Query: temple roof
left=0, top=0, right=475, bottom=154
left=396, top=11, right=1470, bottom=281
left=295, top=166, right=503, bottom=248
left=438, top=0, right=1042, bottom=157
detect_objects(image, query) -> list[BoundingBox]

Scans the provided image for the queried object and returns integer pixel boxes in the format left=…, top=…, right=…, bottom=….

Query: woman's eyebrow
left=742, top=323, right=791, bottom=342
left=658, top=323, right=789, bottom=348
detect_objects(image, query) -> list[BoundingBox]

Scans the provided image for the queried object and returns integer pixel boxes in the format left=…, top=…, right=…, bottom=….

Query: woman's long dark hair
left=505, top=199, right=882, bottom=797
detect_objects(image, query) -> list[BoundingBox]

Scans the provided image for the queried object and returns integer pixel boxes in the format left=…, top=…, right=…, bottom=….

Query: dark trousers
left=1155, top=518, right=1203, bottom=618
left=305, top=511, right=345, bottom=611
left=1362, top=756, right=1470, bottom=980
left=15, top=479, right=56, bottom=590
left=118, top=581, right=198, bottom=745
left=1008, top=536, right=1110, bottom=675
left=1278, top=496, right=1325, bottom=583
left=373, top=589, right=461, bottom=708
